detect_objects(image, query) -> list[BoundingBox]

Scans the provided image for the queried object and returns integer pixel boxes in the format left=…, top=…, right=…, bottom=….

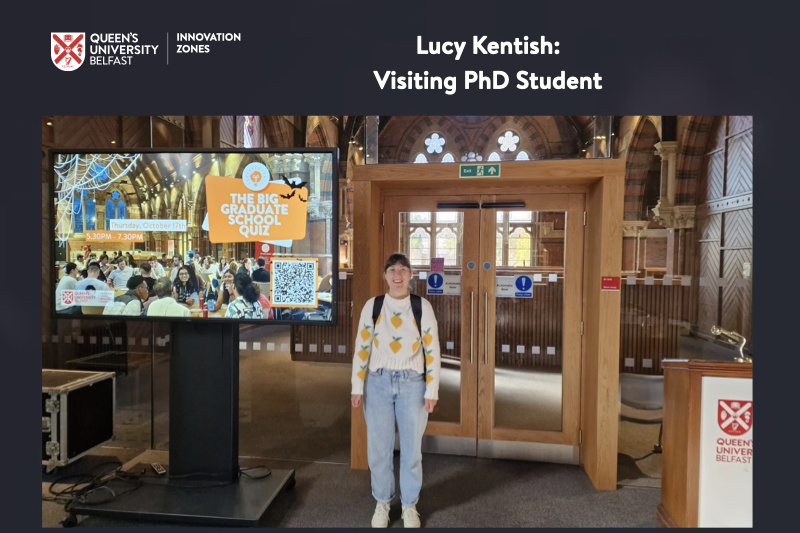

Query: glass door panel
left=493, top=210, right=567, bottom=432
left=478, top=194, right=584, bottom=447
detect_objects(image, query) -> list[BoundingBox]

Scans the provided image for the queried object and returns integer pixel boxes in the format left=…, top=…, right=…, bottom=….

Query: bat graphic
left=280, top=178, right=309, bottom=190
left=279, top=178, right=309, bottom=201
left=279, top=190, right=296, bottom=200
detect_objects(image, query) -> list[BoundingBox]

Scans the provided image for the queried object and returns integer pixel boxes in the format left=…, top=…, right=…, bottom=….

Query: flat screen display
left=50, top=149, right=338, bottom=324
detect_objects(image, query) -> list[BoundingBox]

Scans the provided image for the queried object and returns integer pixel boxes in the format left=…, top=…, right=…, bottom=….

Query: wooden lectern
left=658, top=359, right=753, bottom=528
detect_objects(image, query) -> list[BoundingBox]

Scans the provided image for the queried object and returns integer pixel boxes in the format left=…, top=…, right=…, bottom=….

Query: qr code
left=271, top=259, right=318, bottom=307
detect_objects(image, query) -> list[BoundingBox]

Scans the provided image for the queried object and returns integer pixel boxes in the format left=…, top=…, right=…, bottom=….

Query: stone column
left=651, top=141, right=695, bottom=275
left=622, top=221, right=649, bottom=274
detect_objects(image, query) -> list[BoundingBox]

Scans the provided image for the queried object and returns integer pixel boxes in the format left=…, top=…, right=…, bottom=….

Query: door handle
left=470, top=291, right=474, bottom=364
left=484, top=292, right=488, bottom=365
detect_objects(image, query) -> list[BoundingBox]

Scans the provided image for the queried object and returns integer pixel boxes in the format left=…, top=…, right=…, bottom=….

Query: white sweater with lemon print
left=351, top=293, right=442, bottom=401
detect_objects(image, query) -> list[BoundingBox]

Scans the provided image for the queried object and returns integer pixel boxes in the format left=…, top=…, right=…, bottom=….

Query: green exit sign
left=459, top=163, right=501, bottom=178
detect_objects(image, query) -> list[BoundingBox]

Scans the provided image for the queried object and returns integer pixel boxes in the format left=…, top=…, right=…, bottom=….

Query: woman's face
left=223, top=271, right=234, bottom=289
left=178, top=268, right=190, bottom=284
left=384, top=262, right=412, bottom=294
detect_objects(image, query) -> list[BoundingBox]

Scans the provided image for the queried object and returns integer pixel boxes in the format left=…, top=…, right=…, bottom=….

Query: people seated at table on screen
left=76, top=263, right=112, bottom=292
left=138, top=263, right=157, bottom=297
left=103, top=275, right=149, bottom=316
left=107, top=258, right=133, bottom=289
left=201, top=256, right=221, bottom=279
left=55, top=262, right=80, bottom=315
left=218, top=257, right=230, bottom=277
left=172, top=266, right=199, bottom=306
left=225, top=273, right=264, bottom=319
left=169, top=255, right=184, bottom=282
left=146, top=277, right=191, bottom=317
left=148, top=255, right=166, bottom=278
left=237, top=257, right=253, bottom=278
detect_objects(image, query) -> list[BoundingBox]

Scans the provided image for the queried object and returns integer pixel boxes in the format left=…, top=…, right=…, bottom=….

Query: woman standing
left=218, top=257, right=229, bottom=278
left=350, top=253, right=441, bottom=528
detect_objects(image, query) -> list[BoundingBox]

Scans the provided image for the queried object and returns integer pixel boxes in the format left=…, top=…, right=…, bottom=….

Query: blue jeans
left=364, top=368, right=428, bottom=507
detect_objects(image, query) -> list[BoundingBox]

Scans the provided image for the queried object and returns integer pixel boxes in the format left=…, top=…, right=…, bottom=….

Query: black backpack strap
left=410, top=294, right=423, bottom=338
left=372, top=295, right=385, bottom=327
left=410, top=293, right=426, bottom=373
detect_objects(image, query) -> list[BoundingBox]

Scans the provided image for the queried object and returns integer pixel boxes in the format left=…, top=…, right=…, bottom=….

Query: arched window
left=487, top=152, right=501, bottom=161
left=441, top=153, right=455, bottom=163
left=409, top=227, right=431, bottom=265
left=85, top=199, right=96, bottom=231
left=117, top=200, right=127, bottom=219
left=414, top=153, right=428, bottom=163
left=436, top=227, right=458, bottom=265
left=516, top=151, right=530, bottom=161
left=105, top=199, right=116, bottom=230
left=508, top=227, right=532, bottom=267
left=73, top=197, right=83, bottom=234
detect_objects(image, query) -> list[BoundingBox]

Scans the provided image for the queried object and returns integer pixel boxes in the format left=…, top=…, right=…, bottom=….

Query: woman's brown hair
left=384, top=253, right=412, bottom=272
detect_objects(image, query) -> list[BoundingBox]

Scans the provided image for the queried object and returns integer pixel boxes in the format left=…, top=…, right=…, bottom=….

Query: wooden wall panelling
left=122, top=116, right=151, bottom=148
left=56, top=116, right=122, bottom=148
left=721, top=208, right=753, bottom=346
left=727, top=116, right=753, bottom=137
left=702, top=151, right=725, bottom=203
left=725, top=130, right=753, bottom=197
left=220, top=116, right=236, bottom=147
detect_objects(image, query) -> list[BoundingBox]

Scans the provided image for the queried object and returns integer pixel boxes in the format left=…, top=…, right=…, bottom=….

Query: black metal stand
left=67, top=323, right=295, bottom=527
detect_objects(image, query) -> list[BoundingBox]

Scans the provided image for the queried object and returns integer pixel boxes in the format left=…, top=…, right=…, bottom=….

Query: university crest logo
left=52, top=33, right=85, bottom=71
left=60, top=291, right=75, bottom=306
left=718, top=400, right=752, bottom=436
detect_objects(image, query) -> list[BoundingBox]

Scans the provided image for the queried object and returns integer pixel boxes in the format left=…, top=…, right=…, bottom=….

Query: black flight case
left=42, top=369, right=115, bottom=472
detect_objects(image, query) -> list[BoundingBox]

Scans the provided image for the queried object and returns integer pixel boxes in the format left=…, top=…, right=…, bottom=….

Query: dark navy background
left=4, top=0, right=795, bottom=530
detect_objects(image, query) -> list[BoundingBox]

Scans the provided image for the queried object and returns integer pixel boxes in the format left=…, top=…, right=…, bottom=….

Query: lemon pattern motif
left=351, top=294, right=441, bottom=400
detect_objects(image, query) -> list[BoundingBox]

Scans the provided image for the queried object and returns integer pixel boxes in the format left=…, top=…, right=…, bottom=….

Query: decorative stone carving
left=651, top=202, right=696, bottom=230
left=622, top=220, right=649, bottom=238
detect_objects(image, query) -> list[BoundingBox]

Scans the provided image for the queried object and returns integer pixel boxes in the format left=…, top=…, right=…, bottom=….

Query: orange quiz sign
left=205, top=174, right=308, bottom=243
left=85, top=231, right=144, bottom=242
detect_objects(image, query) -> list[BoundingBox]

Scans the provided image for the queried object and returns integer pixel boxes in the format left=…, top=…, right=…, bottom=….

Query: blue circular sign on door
left=428, top=273, right=444, bottom=289
left=467, top=261, right=476, bottom=270
left=515, top=276, right=532, bottom=292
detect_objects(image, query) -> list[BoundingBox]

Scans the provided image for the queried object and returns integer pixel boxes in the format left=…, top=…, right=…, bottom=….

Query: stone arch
left=624, top=117, right=661, bottom=220
left=675, top=116, right=716, bottom=206
left=385, top=116, right=471, bottom=162
left=473, top=116, right=552, bottom=159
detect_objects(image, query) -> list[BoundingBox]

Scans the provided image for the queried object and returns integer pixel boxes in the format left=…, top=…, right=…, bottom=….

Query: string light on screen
left=54, top=153, right=141, bottom=245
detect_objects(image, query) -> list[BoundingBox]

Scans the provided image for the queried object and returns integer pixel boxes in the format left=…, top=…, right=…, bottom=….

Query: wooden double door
left=384, top=192, right=585, bottom=461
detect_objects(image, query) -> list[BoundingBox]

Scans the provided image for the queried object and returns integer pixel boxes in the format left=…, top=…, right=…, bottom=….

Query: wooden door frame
left=352, top=160, right=625, bottom=491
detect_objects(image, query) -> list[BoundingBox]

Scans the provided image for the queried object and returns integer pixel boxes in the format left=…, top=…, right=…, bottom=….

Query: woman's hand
left=351, top=394, right=362, bottom=408
left=185, top=297, right=195, bottom=307
left=425, top=399, right=437, bottom=414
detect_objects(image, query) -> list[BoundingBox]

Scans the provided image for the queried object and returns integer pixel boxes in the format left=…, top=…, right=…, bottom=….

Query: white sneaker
left=402, top=505, right=420, bottom=528
left=371, top=502, right=391, bottom=528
